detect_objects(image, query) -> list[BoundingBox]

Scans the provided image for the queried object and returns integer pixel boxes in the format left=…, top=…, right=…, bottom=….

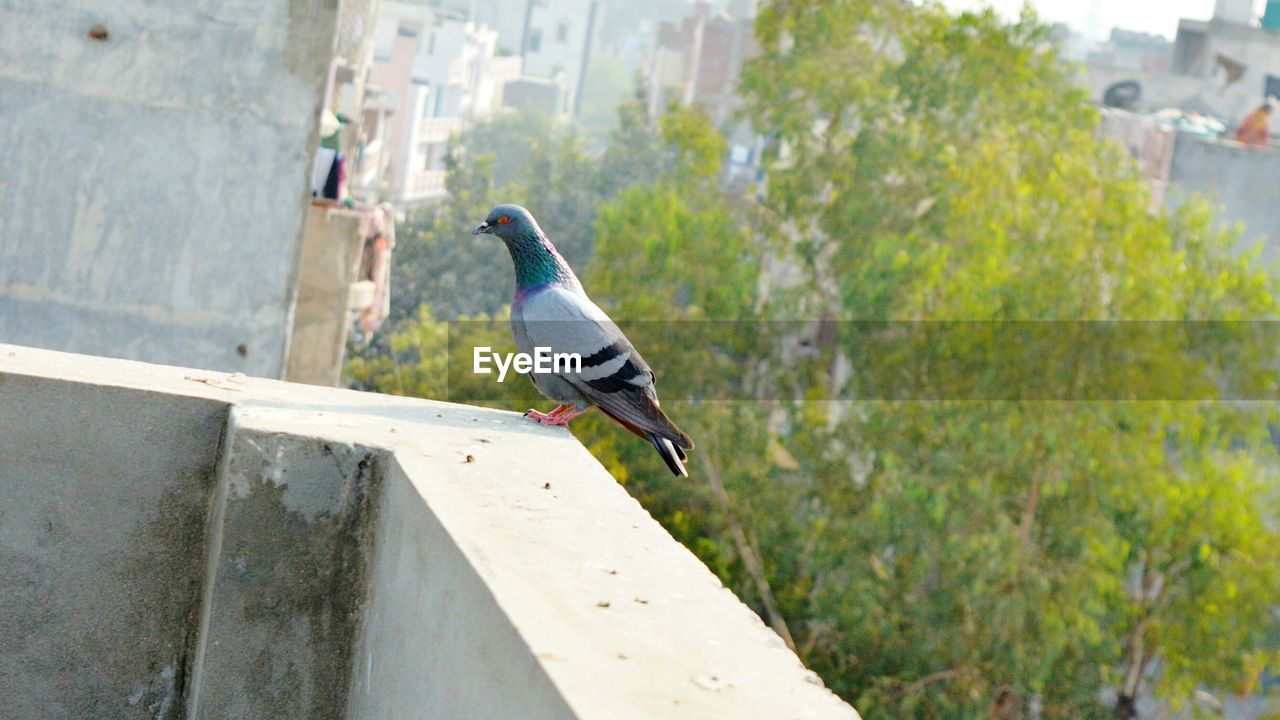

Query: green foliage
left=740, top=1, right=1280, bottom=718
left=591, top=107, right=752, bottom=319
left=378, top=89, right=672, bottom=326
left=350, top=4, right=1280, bottom=720
left=346, top=303, right=450, bottom=398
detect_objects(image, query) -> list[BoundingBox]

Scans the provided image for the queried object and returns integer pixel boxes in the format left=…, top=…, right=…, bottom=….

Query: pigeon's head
left=473, top=204, right=541, bottom=244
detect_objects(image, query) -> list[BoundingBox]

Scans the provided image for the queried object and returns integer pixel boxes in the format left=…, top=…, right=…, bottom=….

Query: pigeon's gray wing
left=520, top=286, right=692, bottom=452
left=519, top=286, right=650, bottom=389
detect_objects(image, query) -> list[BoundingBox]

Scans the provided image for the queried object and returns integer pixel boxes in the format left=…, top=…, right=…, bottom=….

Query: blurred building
left=365, top=1, right=521, bottom=205
left=647, top=1, right=762, bottom=187
left=596, top=0, right=702, bottom=75
left=517, top=0, right=603, bottom=115
left=1087, top=1, right=1280, bottom=272
left=430, top=0, right=529, bottom=56
left=1049, top=22, right=1101, bottom=64
left=1084, top=0, right=1280, bottom=126
left=502, top=75, right=567, bottom=115
left=1105, top=108, right=1280, bottom=266
left=294, top=0, right=401, bottom=385
left=1088, top=29, right=1172, bottom=73
left=648, top=1, right=757, bottom=126
left=408, top=1, right=728, bottom=121
left=428, top=0, right=606, bottom=116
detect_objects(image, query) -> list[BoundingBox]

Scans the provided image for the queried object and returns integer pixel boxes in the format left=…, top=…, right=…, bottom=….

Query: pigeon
left=473, top=203, right=694, bottom=476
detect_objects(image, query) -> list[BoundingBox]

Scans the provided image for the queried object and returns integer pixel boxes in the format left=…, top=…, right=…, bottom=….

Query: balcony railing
left=407, top=169, right=447, bottom=200
left=416, top=115, right=463, bottom=143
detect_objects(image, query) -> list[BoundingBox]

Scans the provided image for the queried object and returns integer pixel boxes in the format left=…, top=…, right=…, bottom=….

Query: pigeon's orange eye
left=498, top=216, right=511, bottom=224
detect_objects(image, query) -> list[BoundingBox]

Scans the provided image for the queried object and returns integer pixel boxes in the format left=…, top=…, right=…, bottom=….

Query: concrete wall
left=1172, top=19, right=1280, bottom=124
left=0, top=374, right=227, bottom=719
left=1166, top=133, right=1280, bottom=263
left=471, top=0, right=529, bottom=56
left=0, top=1, right=340, bottom=378
left=0, top=343, right=860, bottom=720
left=286, top=203, right=366, bottom=386
left=1080, top=63, right=1211, bottom=115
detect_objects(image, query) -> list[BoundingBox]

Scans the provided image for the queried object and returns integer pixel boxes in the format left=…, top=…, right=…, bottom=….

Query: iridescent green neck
left=506, top=233, right=575, bottom=289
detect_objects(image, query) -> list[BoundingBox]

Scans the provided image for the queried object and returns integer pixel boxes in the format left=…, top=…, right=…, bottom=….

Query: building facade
left=518, top=0, right=601, bottom=115
left=366, top=1, right=520, bottom=206
left=1084, top=1, right=1280, bottom=129
left=648, top=1, right=757, bottom=125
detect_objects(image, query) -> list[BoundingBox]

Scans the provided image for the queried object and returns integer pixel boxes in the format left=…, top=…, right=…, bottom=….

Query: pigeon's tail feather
left=597, top=405, right=691, bottom=477
left=649, top=433, right=688, bottom=477
left=587, top=387, right=693, bottom=450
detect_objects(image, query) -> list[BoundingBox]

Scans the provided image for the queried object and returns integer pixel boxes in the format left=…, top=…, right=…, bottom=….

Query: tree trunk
left=701, top=445, right=797, bottom=651
left=1027, top=692, right=1044, bottom=720
left=1115, top=617, right=1151, bottom=720
left=1113, top=693, right=1137, bottom=720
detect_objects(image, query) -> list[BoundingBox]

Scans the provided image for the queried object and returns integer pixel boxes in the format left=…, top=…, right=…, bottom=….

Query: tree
left=350, top=5, right=1280, bottom=718
left=741, top=1, right=1280, bottom=718
left=378, top=89, right=669, bottom=326
left=580, top=107, right=808, bottom=641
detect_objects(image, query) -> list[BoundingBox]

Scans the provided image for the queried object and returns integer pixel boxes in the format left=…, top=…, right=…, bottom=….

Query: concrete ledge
left=0, top=343, right=859, bottom=719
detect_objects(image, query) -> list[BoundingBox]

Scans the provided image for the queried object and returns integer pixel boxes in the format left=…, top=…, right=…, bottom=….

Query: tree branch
left=1018, top=474, right=1042, bottom=547
left=895, top=668, right=972, bottom=700
left=700, top=442, right=798, bottom=652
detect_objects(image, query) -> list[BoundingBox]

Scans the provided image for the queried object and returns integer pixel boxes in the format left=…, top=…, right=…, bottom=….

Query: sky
left=939, top=0, right=1226, bottom=40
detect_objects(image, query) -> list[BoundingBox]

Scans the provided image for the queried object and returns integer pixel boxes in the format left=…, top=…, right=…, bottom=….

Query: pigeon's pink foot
left=525, top=404, right=570, bottom=425
left=525, top=404, right=587, bottom=426
left=528, top=410, right=571, bottom=426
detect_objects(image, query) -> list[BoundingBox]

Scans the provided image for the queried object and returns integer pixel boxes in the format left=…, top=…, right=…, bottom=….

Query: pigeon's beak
left=472, top=221, right=491, bottom=236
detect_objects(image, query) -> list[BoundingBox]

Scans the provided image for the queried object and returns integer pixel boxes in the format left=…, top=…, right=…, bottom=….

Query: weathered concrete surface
left=346, top=460, right=580, bottom=720
left=285, top=204, right=367, bottom=386
left=1166, top=134, right=1280, bottom=264
left=0, top=1, right=340, bottom=378
left=0, top=373, right=227, bottom=719
left=189, top=426, right=382, bottom=719
left=349, top=451, right=855, bottom=720
left=0, top=343, right=860, bottom=720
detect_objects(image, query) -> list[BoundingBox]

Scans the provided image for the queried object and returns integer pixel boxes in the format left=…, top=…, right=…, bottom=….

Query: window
left=528, top=28, right=542, bottom=53
left=556, top=20, right=569, bottom=43
left=427, top=32, right=435, bottom=55
left=373, top=20, right=396, bottom=61
left=397, top=24, right=418, bottom=38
